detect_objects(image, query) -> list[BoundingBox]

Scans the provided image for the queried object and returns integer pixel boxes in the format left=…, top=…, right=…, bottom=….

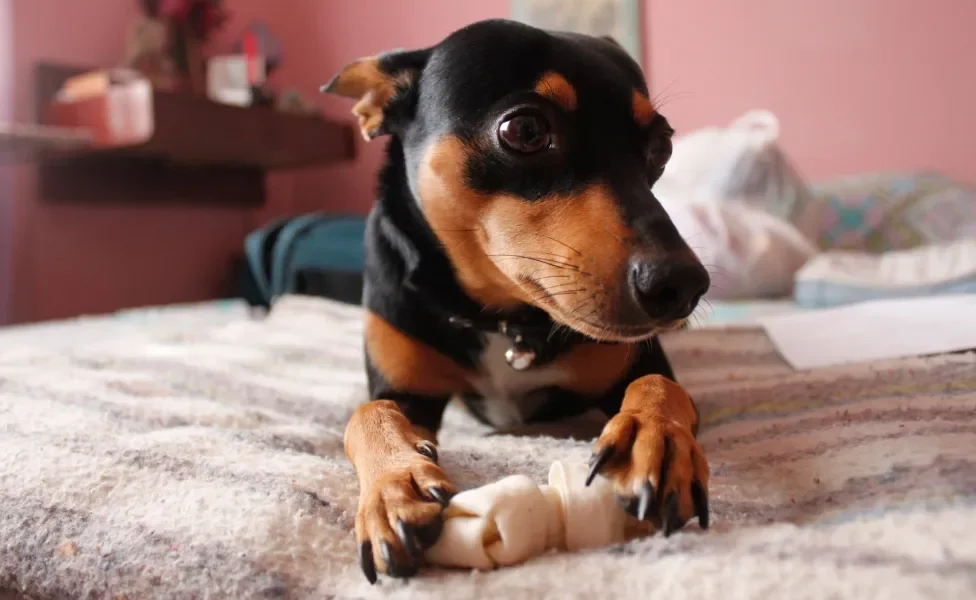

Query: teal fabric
left=245, top=214, right=366, bottom=304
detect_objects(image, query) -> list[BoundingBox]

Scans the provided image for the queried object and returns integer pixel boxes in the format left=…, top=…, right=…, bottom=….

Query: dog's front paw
left=355, top=448, right=456, bottom=583
left=586, top=409, right=709, bottom=536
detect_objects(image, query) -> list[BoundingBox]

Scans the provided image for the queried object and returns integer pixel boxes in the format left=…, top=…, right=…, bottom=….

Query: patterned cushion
left=805, top=172, right=976, bottom=253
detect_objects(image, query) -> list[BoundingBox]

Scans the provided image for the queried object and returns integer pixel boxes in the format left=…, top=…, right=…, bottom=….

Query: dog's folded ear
left=321, top=48, right=432, bottom=141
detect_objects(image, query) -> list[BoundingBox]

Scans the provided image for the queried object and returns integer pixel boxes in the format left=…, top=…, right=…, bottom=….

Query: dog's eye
left=498, top=114, right=552, bottom=154
left=648, top=134, right=673, bottom=170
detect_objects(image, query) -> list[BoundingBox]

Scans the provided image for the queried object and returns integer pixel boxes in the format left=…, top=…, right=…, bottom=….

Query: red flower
left=160, top=0, right=191, bottom=21
left=155, top=0, right=228, bottom=41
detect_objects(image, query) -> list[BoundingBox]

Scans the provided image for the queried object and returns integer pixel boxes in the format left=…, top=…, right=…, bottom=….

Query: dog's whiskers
left=501, top=271, right=571, bottom=293
left=538, top=234, right=583, bottom=257
left=650, top=78, right=682, bottom=105
left=651, top=91, right=692, bottom=111
left=539, top=281, right=585, bottom=292
left=488, top=254, right=580, bottom=271
left=530, top=288, right=586, bottom=304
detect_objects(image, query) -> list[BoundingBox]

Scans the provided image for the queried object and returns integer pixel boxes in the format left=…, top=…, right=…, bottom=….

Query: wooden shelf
left=32, top=63, right=357, bottom=205
left=0, top=122, right=92, bottom=160
left=41, top=76, right=355, bottom=170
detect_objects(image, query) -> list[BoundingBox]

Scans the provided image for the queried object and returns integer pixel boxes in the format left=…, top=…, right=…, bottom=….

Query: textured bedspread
left=1, top=296, right=974, bottom=599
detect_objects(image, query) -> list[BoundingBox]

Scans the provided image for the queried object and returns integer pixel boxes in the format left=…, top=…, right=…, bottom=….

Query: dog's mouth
left=519, top=276, right=685, bottom=343
left=561, top=315, right=687, bottom=343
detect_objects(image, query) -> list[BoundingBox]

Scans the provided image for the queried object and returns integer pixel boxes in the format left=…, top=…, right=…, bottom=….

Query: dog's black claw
left=379, top=540, right=416, bottom=578
left=663, top=492, right=680, bottom=537
left=657, top=437, right=675, bottom=504
left=396, top=520, right=421, bottom=559
left=359, top=541, right=377, bottom=585
left=691, top=480, right=710, bottom=529
left=427, top=486, right=453, bottom=506
left=416, top=440, right=438, bottom=463
left=637, top=480, right=656, bottom=521
left=390, top=563, right=419, bottom=578
left=415, top=515, right=444, bottom=548
left=586, top=446, right=614, bottom=487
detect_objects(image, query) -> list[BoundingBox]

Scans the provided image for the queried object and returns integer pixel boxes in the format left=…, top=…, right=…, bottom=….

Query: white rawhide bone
left=425, top=461, right=654, bottom=569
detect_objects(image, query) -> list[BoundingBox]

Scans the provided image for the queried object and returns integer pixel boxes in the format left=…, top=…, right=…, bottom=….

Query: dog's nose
left=629, top=255, right=710, bottom=321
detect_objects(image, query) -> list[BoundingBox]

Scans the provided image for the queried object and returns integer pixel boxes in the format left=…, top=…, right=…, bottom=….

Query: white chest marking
left=468, top=333, right=571, bottom=428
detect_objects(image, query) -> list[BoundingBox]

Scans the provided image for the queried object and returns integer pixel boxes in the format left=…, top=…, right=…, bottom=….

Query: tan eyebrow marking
left=632, top=89, right=655, bottom=126
left=534, top=71, right=577, bottom=111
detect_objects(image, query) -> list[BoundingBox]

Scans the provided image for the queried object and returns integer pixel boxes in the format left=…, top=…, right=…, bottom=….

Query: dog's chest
left=467, top=333, right=571, bottom=428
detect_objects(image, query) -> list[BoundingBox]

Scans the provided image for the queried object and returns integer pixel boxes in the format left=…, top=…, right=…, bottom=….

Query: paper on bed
left=758, top=294, right=976, bottom=370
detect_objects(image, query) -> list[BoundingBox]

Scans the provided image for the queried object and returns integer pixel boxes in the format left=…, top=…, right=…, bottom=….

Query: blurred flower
left=140, top=0, right=228, bottom=41
left=160, top=0, right=191, bottom=21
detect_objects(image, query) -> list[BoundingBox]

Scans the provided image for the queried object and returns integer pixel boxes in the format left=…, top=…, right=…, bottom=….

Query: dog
left=323, top=19, right=711, bottom=583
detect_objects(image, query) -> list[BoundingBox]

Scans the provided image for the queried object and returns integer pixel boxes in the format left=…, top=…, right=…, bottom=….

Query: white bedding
left=1, top=295, right=973, bottom=599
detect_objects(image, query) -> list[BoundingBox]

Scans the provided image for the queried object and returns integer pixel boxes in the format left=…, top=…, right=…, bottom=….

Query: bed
left=1, top=295, right=973, bottom=599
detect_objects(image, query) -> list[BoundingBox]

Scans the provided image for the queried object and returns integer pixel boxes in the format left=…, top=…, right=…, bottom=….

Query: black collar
left=443, top=308, right=561, bottom=371
left=375, top=169, right=594, bottom=370
left=405, top=268, right=588, bottom=370
left=443, top=307, right=556, bottom=336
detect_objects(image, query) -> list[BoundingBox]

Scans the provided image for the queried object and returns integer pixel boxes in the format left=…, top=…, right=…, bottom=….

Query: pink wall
left=8, top=0, right=250, bottom=323
left=215, top=0, right=507, bottom=223
left=645, top=0, right=976, bottom=183
left=5, top=1, right=971, bottom=324
left=4, top=0, right=505, bottom=324
left=0, top=0, right=11, bottom=324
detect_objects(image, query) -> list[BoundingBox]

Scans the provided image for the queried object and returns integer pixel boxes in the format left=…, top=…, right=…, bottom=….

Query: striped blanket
left=1, top=296, right=974, bottom=599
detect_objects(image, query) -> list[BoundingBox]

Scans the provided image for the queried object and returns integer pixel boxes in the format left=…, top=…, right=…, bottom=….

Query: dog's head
left=324, top=19, right=708, bottom=342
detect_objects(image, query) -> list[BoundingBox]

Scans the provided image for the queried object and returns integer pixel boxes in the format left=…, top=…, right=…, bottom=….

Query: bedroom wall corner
left=0, top=0, right=12, bottom=325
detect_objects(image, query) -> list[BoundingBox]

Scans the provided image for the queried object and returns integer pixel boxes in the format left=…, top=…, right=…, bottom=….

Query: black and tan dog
left=323, top=19, right=711, bottom=583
